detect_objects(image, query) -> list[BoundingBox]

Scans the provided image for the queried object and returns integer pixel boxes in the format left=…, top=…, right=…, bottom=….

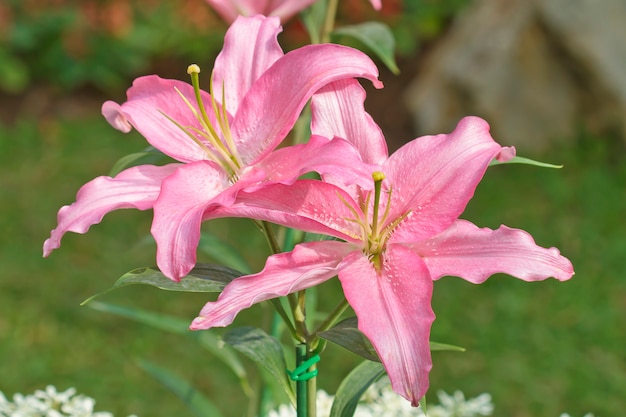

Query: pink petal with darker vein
left=338, top=244, right=435, bottom=405
left=413, top=219, right=574, bottom=283
left=43, top=164, right=179, bottom=256
left=190, top=240, right=352, bottom=329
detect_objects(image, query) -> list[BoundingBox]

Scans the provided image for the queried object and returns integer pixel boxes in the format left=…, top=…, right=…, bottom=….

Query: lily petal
left=386, top=116, right=504, bottom=242
left=369, top=0, right=382, bottom=10
left=233, top=43, right=382, bottom=165
left=101, top=101, right=132, bottom=133
left=190, top=241, right=352, bottom=329
left=338, top=244, right=435, bottom=405
left=248, top=135, right=377, bottom=191
left=269, top=0, right=319, bottom=21
left=111, top=76, right=220, bottom=164
left=413, top=219, right=575, bottom=283
left=311, top=79, right=388, bottom=165
left=212, top=15, right=284, bottom=114
left=205, top=0, right=318, bottom=23
left=151, top=161, right=232, bottom=280
left=208, top=180, right=363, bottom=243
left=43, top=164, right=179, bottom=256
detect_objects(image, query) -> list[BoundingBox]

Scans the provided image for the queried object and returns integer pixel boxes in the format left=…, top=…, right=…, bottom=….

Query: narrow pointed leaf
left=329, top=360, right=386, bottom=417
left=137, top=359, right=225, bottom=417
left=108, top=147, right=170, bottom=177
left=429, top=341, right=466, bottom=352
left=87, top=301, right=250, bottom=394
left=319, top=317, right=380, bottom=362
left=333, top=22, right=399, bottom=74
left=224, top=326, right=296, bottom=404
left=320, top=318, right=463, bottom=360
left=489, top=155, right=563, bottom=168
left=81, top=263, right=243, bottom=305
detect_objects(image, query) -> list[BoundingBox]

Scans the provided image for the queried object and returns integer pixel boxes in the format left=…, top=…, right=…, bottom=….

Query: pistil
left=371, top=171, right=385, bottom=237
left=180, top=64, right=243, bottom=177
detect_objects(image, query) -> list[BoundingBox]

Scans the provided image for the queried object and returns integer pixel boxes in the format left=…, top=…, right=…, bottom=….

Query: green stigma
left=187, top=64, right=201, bottom=75
left=371, top=171, right=386, bottom=236
left=372, top=171, right=385, bottom=182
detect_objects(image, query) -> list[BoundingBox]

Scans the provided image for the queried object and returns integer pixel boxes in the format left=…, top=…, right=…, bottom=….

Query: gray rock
left=405, top=0, right=626, bottom=151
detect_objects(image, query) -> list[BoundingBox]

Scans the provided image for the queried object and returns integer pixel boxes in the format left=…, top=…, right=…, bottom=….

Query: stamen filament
left=187, top=65, right=244, bottom=172
left=172, top=88, right=239, bottom=175
left=159, top=111, right=216, bottom=159
left=218, top=79, right=240, bottom=165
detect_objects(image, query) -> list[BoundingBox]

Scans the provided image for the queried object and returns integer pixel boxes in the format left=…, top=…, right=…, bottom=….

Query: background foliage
left=1, top=1, right=624, bottom=417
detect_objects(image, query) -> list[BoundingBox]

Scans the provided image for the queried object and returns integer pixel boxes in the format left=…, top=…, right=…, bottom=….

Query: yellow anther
left=372, top=171, right=385, bottom=182
left=187, top=64, right=201, bottom=75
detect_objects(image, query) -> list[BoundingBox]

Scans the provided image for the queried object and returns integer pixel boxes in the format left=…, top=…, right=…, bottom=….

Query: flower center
left=166, top=64, right=243, bottom=180
left=339, top=171, right=406, bottom=271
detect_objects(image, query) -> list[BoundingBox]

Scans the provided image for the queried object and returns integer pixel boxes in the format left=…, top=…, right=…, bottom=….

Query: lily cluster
left=44, top=15, right=574, bottom=406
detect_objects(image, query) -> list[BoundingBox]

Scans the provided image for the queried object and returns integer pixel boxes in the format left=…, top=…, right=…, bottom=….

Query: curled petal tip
left=189, top=316, right=206, bottom=330
left=102, top=100, right=132, bottom=133
left=496, top=146, right=516, bottom=162
left=42, top=238, right=57, bottom=257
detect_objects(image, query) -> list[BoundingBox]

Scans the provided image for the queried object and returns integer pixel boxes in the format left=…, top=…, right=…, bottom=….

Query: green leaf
left=419, top=396, right=428, bottom=416
left=87, top=301, right=251, bottom=395
left=332, top=22, right=399, bottom=74
left=429, top=341, right=466, bottom=352
left=81, top=263, right=243, bottom=305
left=137, top=359, right=225, bottom=417
left=330, top=360, right=386, bottom=417
left=319, top=317, right=380, bottom=362
left=224, top=326, right=296, bottom=405
left=108, top=147, right=170, bottom=177
left=489, top=155, right=563, bottom=168
left=320, top=317, right=464, bottom=359
left=198, top=232, right=252, bottom=274
left=0, top=49, right=29, bottom=93
left=299, top=0, right=327, bottom=44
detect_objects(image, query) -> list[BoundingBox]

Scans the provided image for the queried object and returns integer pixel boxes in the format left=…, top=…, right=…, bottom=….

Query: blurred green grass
left=1, top=112, right=624, bottom=417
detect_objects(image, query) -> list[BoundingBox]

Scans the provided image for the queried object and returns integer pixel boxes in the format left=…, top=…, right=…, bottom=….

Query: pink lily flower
left=205, top=0, right=318, bottom=23
left=205, top=0, right=381, bottom=23
left=189, top=80, right=574, bottom=405
left=43, top=16, right=382, bottom=280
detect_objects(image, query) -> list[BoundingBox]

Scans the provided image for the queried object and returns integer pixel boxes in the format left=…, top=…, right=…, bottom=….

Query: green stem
left=321, top=0, right=339, bottom=43
left=257, top=220, right=282, bottom=255
left=307, top=362, right=317, bottom=417
left=295, top=344, right=309, bottom=417
left=310, top=298, right=350, bottom=349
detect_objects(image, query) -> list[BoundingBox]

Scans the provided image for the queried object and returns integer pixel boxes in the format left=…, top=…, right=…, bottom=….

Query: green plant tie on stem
left=290, top=344, right=320, bottom=417
left=288, top=351, right=320, bottom=382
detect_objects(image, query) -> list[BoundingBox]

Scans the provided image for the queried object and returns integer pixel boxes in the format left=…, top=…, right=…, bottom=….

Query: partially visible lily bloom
left=190, top=80, right=574, bottom=405
left=205, top=0, right=381, bottom=23
left=205, top=0, right=318, bottom=23
left=43, top=16, right=381, bottom=280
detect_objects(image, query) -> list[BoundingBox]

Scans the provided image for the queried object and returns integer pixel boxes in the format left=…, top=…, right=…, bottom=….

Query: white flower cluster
left=560, top=414, right=597, bottom=417
left=268, top=378, right=494, bottom=417
left=0, top=386, right=137, bottom=417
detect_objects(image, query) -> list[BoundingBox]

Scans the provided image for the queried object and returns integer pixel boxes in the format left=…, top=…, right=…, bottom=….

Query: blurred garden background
left=1, top=0, right=625, bottom=416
